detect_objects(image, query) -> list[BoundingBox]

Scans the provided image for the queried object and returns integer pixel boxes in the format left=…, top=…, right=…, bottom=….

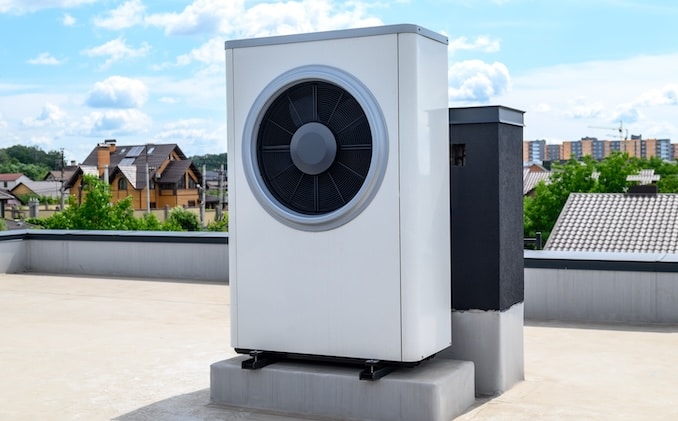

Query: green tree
left=3, top=145, right=63, bottom=169
left=163, top=207, right=201, bottom=231
left=190, top=153, right=227, bottom=171
left=593, top=152, right=636, bottom=193
left=29, top=175, right=140, bottom=230
left=658, top=174, right=678, bottom=193
left=137, top=213, right=163, bottom=231
left=524, top=158, right=596, bottom=242
left=206, top=214, right=228, bottom=232
left=0, top=162, right=50, bottom=180
left=637, top=156, right=678, bottom=192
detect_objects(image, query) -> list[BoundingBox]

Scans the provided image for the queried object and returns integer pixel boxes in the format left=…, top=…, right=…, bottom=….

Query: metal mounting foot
left=359, top=359, right=395, bottom=380
left=241, top=350, right=277, bottom=370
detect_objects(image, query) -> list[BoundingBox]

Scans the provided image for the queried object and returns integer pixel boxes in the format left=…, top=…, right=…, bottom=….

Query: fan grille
left=257, top=81, right=373, bottom=215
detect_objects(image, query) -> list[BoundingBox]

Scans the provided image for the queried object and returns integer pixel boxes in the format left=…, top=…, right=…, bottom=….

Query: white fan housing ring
left=241, top=65, right=389, bottom=232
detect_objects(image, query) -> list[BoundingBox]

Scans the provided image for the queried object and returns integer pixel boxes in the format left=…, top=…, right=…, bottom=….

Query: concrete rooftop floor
left=1, top=273, right=676, bottom=421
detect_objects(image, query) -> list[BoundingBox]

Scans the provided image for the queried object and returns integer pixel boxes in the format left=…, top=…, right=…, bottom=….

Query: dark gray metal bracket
left=241, top=350, right=278, bottom=370
left=359, top=359, right=395, bottom=381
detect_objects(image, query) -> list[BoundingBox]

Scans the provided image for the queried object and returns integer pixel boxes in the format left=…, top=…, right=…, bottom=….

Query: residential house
left=0, top=173, right=31, bottom=190
left=0, top=190, right=14, bottom=219
left=523, top=163, right=550, bottom=196
left=43, top=163, right=78, bottom=183
left=10, top=180, right=63, bottom=203
left=66, top=140, right=202, bottom=210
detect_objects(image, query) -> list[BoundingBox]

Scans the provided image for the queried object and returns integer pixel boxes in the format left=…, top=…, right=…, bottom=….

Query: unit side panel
left=225, top=48, right=239, bottom=344
left=397, top=33, right=451, bottom=361
left=229, top=35, right=403, bottom=361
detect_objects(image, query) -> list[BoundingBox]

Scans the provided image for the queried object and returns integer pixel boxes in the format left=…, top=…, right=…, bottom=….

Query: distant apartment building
left=579, top=137, right=607, bottom=160
left=523, top=139, right=546, bottom=162
left=561, top=140, right=582, bottom=161
left=546, top=144, right=562, bottom=161
left=646, top=138, right=672, bottom=160
left=523, top=136, right=676, bottom=163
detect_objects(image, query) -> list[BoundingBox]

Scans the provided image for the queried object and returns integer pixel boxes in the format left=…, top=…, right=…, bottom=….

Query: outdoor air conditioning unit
left=226, top=24, right=451, bottom=366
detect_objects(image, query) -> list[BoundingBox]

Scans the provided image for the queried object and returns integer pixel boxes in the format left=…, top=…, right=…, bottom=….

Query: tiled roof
left=81, top=143, right=186, bottom=171
left=11, top=181, right=63, bottom=199
left=158, top=159, right=192, bottom=183
left=523, top=168, right=550, bottom=195
left=545, top=192, right=678, bottom=254
left=117, top=165, right=138, bottom=189
left=626, top=169, right=660, bottom=185
left=0, top=173, right=25, bottom=182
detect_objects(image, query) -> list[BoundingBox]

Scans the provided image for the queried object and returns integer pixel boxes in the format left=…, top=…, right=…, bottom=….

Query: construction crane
left=588, top=120, right=628, bottom=140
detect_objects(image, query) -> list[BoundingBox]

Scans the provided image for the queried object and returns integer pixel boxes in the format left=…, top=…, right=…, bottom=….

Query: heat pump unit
left=226, top=24, right=451, bottom=364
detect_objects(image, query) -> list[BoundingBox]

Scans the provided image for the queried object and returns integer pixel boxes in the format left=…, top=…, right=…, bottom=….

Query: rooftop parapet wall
left=1, top=232, right=676, bottom=324
left=0, top=230, right=228, bottom=283
left=525, top=250, right=678, bottom=324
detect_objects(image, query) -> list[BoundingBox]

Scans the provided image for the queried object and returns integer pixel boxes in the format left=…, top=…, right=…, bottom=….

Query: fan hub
left=290, top=122, right=337, bottom=175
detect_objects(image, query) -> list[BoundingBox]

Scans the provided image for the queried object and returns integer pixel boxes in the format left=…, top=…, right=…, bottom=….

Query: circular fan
left=256, top=81, right=373, bottom=215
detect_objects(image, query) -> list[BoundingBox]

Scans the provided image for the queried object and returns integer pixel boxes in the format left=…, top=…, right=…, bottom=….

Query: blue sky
left=1, top=0, right=676, bottom=163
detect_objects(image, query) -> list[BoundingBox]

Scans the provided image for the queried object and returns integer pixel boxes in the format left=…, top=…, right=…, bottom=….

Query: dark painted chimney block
left=449, top=106, right=525, bottom=312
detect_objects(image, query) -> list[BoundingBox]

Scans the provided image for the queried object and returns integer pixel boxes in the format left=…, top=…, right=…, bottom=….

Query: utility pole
left=59, top=148, right=65, bottom=211
left=145, top=144, right=151, bottom=215
left=217, top=164, right=224, bottom=221
left=200, top=164, right=206, bottom=227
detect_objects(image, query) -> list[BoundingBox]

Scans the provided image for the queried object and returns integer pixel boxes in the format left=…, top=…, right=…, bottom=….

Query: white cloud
left=93, top=0, right=145, bottom=30
left=151, top=1, right=382, bottom=69
left=533, top=103, right=551, bottom=113
left=448, top=60, right=511, bottom=103
left=85, top=76, right=148, bottom=109
left=152, top=119, right=223, bottom=152
left=636, top=84, right=678, bottom=107
left=159, top=96, right=178, bottom=104
left=145, top=0, right=380, bottom=37
left=145, top=0, right=240, bottom=36
left=449, top=35, right=501, bottom=55
left=495, top=53, right=678, bottom=141
left=0, top=112, right=7, bottom=129
left=566, top=98, right=604, bottom=119
left=0, top=0, right=96, bottom=14
left=21, top=103, right=67, bottom=128
left=62, top=13, right=76, bottom=26
left=27, top=52, right=63, bottom=65
left=176, top=37, right=223, bottom=66
left=28, top=135, right=54, bottom=147
left=236, top=0, right=381, bottom=38
left=79, top=109, right=151, bottom=136
left=81, top=38, right=151, bottom=69
left=612, top=105, right=641, bottom=125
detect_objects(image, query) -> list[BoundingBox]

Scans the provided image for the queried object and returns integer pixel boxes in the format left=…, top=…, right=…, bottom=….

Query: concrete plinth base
left=210, top=356, right=475, bottom=421
left=438, top=301, right=524, bottom=396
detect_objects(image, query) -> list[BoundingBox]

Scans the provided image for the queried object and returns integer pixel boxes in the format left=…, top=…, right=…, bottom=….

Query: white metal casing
left=226, top=25, right=451, bottom=362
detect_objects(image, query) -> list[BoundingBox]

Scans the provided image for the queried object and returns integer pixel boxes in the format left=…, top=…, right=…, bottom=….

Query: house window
left=188, top=200, right=196, bottom=207
left=188, top=177, right=197, bottom=189
left=177, top=175, right=186, bottom=189
left=118, top=178, right=128, bottom=190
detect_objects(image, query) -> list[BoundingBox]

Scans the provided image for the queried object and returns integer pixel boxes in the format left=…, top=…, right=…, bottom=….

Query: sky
left=0, top=0, right=677, bottom=163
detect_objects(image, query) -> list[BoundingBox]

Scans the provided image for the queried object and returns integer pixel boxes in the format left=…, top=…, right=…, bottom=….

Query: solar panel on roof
left=127, top=146, right=144, bottom=157
left=119, top=158, right=135, bottom=166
